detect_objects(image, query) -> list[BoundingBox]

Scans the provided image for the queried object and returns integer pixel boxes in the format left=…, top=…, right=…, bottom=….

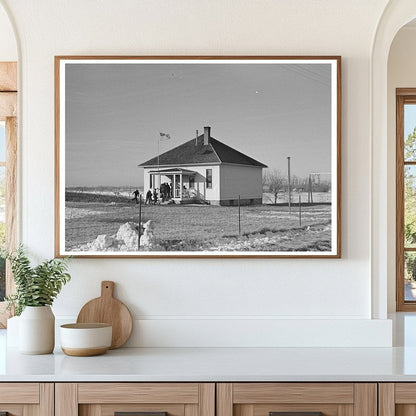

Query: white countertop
left=2, top=345, right=416, bottom=382
left=2, top=313, right=416, bottom=382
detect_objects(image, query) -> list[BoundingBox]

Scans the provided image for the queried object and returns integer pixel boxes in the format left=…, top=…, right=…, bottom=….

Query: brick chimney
left=204, top=126, right=211, bottom=145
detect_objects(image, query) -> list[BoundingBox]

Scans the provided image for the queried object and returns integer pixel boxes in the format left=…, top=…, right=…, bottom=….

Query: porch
left=148, top=168, right=199, bottom=202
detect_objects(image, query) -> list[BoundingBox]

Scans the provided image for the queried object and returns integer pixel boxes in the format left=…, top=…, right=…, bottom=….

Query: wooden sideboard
left=3, top=382, right=416, bottom=416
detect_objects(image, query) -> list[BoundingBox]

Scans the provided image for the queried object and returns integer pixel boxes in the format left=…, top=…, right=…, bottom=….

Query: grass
left=65, top=195, right=332, bottom=252
left=66, top=191, right=131, bottom=203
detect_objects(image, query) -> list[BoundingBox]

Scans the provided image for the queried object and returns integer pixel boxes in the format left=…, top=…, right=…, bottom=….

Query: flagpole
left=157, top=135, right=160, bottom=184
left=157, top=132, right=170, bottom=190
left=157, top=134, right=160, bottom=175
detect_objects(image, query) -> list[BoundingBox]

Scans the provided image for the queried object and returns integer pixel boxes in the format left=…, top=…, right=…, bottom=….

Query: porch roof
left=148, top=168, right=197, bottom=175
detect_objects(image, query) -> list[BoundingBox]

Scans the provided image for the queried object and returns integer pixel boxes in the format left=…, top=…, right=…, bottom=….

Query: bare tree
left=263, top=169, right=285, bottom=205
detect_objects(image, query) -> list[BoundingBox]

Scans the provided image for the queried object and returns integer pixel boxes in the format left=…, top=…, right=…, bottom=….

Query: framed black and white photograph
left=55, top=56, right=341, bottom=258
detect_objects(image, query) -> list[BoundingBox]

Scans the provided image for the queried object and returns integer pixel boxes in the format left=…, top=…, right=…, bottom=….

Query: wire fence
left=133, top=192, right=332, bottom=251
left=65, top=188, right=333, bottom=252
left=262, top=191, right=332, bottom=205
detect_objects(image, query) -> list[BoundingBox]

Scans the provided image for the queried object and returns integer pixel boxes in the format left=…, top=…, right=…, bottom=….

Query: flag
left=159, top=132, right=171, bottom=140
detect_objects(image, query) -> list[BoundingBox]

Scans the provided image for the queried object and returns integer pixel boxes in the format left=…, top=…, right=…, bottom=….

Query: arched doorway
left=371, top=1, right=416, bottom=318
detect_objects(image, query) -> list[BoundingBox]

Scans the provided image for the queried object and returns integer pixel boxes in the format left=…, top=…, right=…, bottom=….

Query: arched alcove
left=372, top=1, right=416, bottom=319
left=387, top=20, right=416, bottom=314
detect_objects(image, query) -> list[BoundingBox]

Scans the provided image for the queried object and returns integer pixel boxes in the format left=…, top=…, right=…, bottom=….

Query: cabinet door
left=55, top=383, right=215, bottom=416
left=217, top=383, right=377, bottom=416
left=0, top=383, right=53, bottom=416
left=379, top=383, right=416, bottom=416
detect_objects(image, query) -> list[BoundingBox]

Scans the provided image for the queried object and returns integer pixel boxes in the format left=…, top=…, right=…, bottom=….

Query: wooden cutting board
left=76, top=281, right=133, bottom=349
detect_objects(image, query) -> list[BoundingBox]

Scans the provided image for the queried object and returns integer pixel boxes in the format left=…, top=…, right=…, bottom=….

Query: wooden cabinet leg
left=39, top=383, right=54, bottom=416
left=379, top=384, right=395, bottom=416
left=217, top=384, right=233, bottom=416
left=56, top=383, right=78, bottom=416
left=354, top=384, right=377, bottom=416
left=199, top=384, right=215, bottom=416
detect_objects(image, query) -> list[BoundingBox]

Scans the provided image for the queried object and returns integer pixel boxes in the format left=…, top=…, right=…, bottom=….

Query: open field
left=65, top=192, right=332, bottom=252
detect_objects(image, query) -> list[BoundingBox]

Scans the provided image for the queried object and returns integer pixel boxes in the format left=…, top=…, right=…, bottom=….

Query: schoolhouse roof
left=139, top=133, right=267, bottom=168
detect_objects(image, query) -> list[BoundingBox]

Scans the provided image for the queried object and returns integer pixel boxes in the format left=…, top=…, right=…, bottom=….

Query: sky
left=405, top=104, right=416, bottom=140
left=64, top=61, right=333, bottom=187
left=404, top=105, right=416, bottom=184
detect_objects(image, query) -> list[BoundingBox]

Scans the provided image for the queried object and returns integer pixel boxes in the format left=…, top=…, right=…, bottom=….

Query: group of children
left=131, top=186, right=171, bottom=205
left=132, top=182, right=181, bottom=205
left=145, top=189, right=159, bottom=204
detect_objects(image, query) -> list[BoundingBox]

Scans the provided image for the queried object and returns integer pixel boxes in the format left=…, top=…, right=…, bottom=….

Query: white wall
left=0, top=4, right=16, bottom=61
left=387, top=26, right=416, bottom=312
left=0, top=0, right=394, bottom=347
left=220, top=165, right=262, bottom=201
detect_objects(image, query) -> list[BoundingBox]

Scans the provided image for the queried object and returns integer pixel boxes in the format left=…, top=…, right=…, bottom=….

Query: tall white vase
left=19, top=306, right=55, bottom=354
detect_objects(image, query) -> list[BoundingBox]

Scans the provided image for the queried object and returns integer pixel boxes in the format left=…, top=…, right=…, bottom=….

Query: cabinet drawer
left=56, top=383, right=215, bottom=416
left=217, top=383, right=376, bottom=416
left=0, top=383, right=39, bottom=403
left=78, top=383, right=200, bottom=404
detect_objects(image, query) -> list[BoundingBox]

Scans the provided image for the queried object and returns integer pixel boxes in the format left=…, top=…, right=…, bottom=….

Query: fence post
left=138, top=195, right=142, bottom=250
left=238, top=195, right=241, bottom=236
left=299, top=193, right=302, bottom=227
left=287, top=156, right=291, bottom=214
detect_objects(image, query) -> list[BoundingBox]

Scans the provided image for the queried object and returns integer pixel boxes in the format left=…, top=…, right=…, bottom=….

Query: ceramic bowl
left=60, top=323, right=112, bottom=356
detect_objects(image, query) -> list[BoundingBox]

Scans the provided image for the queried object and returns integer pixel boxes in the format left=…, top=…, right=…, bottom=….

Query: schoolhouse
left=139, top=127, right=267, bottom=205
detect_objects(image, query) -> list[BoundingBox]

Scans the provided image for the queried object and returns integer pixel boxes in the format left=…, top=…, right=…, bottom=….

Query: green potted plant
left=5, top=246, right=71, bottom=354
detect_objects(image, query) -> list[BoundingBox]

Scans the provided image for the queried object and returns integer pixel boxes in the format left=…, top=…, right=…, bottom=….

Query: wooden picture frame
left=55, top=56, right=341, bottom=258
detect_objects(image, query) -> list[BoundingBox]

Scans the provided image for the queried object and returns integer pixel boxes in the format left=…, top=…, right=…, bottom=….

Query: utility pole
left=308, top=174, right=313, bottom=204
left=157, top=135, right=160, bottom=189
left=287, top=156, right=291, bottom=214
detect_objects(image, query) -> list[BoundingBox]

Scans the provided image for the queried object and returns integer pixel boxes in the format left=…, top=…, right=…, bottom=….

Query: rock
left=79, top=221, right=155, bottom=252
left=141, top=220, right=154, bottom=248
left=89, top=234, right=115, bottom=251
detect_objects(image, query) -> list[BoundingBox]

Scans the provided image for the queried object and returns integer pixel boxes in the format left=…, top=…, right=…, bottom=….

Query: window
left=396, top=89, right=416, bottom=311
left=0, top=62, right=17, bottom=326
left=206, top=169, right=212, bottom=189
left=189, top=176, right=195, bottom=189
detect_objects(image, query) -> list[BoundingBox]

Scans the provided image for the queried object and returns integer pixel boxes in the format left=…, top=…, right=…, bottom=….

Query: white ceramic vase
left=19, top=306, right=55, bottom=354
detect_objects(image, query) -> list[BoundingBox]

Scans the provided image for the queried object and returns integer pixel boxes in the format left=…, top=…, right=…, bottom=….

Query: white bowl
left=60, top=323, right=112, bottom=356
